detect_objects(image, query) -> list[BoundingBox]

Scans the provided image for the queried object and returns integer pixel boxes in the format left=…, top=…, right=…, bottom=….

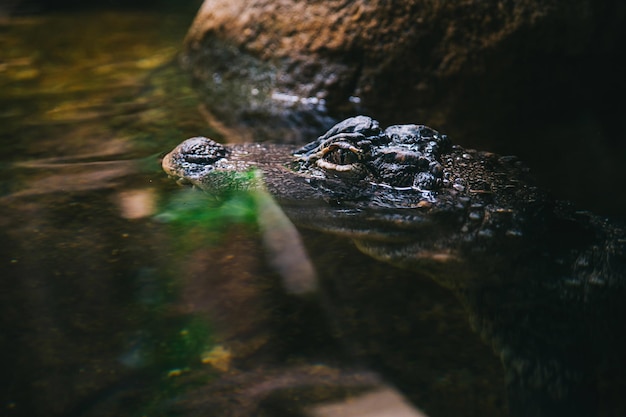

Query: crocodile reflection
left=163, top=116, right=626, bottom=417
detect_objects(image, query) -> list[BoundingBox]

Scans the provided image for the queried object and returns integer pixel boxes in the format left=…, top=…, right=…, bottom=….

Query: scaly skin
left=163, top=116, right=626, bottom=417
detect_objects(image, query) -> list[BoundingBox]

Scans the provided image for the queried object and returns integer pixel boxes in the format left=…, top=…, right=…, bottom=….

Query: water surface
left=1, top=9, right=508, bottom=417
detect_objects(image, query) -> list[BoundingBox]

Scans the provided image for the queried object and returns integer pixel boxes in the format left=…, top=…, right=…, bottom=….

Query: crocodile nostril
left=180, top=137, right=228, bottom=164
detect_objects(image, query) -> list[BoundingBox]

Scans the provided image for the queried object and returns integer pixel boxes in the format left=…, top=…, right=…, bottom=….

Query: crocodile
left=162, top=116, right=626, bottom=417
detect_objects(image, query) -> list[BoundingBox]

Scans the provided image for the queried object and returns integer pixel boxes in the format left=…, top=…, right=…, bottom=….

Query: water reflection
left=8, top=157, right=140, bottom=197
left=0, top=10, right=224, bottom=417
left=116, top=188, right=156, bottom=219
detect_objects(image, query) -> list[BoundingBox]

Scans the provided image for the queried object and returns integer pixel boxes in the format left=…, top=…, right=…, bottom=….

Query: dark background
left=2, top=0, right=202, bottom=14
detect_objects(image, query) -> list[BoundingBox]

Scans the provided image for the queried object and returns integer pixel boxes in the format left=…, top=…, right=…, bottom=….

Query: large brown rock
left=182, top=0, right=626, bottom=216
left=183, top=0, right=623, bottom=138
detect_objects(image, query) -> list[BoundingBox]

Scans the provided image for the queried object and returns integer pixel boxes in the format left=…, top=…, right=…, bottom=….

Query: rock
left=182, top=0, right=625, bottom=145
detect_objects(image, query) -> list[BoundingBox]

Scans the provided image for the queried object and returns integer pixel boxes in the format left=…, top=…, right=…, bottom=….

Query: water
left=3, top=8, right=622, bottom=417
left=0, top=10, right=224, bottom=417
left=0, top=9, right=509, bottom=417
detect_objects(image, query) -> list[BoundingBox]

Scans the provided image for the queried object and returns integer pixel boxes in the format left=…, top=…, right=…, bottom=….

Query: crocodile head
left=164, top=118, right=626, bottom=413
left=162, top=116, right=547, bottom=288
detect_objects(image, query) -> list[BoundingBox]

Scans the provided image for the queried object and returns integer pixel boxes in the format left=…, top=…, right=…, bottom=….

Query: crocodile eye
left=325, top=147, right=359, bottom=165
left=321, top=143, right=361, bottom=166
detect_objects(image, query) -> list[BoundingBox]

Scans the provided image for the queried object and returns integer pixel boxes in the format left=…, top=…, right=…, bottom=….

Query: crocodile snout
left=162, top=136, right=228, bottom=182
